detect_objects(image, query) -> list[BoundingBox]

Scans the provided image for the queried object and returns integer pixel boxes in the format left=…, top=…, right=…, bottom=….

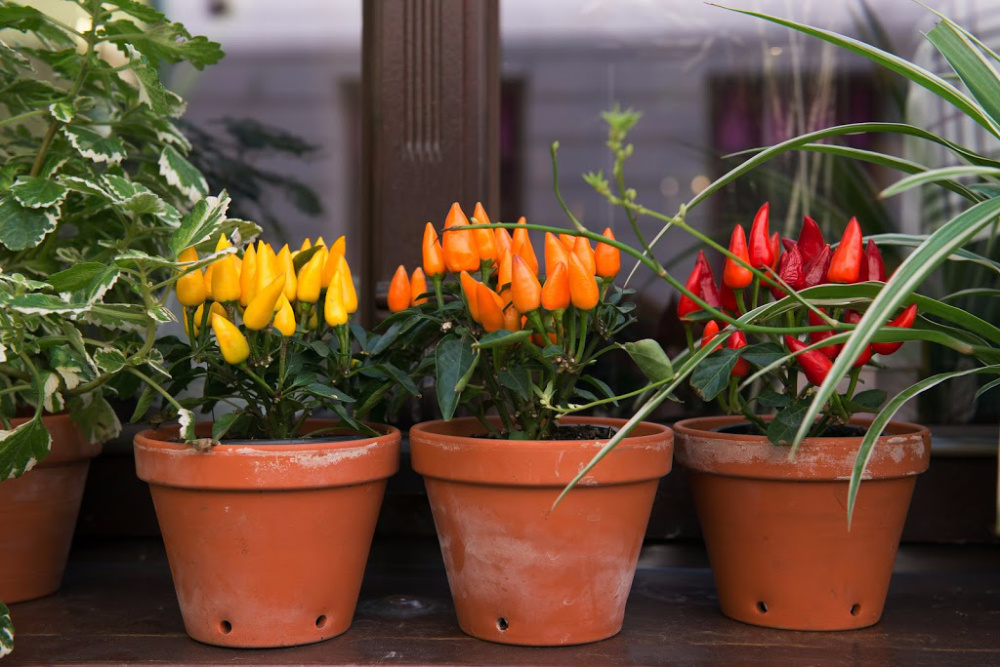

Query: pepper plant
left=555, top=4, right=1000, bottom=516
left=147, top=235, right=418, bottom=442
left=383, top=201, right=651, bottom=440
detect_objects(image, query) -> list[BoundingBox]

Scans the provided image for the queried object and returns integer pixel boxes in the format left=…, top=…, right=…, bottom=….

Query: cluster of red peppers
left=681, top=203, right=919, bottom=386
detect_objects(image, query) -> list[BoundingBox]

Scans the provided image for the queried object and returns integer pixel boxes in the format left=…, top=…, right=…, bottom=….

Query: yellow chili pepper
left=211, top=254, right=241, bottom=303
left=203, top=234, right=232, bottom=300
left=273, top=295, right=296, bottom=337
left=337, top=256, right=358, bottom=313
left=239, top=244, right=257, bottom=307
left=307, top=310, right=318, bottom=330
left=387, top=264, right=411, bottom=313
left=296, top=249, right=323, bottom=303
left=176, top=247, right=207, bottom=307
left=211, top=313, right=250, bottom=365
left=254, top=242, right=280, bottom=298
left=276, top=244, right=297, bottom=303
left=322, top=236, right=346, bottom=288
left=325, top=270, right=348, bottom=325
left=299, top=238, right=313, bottom=253
left=244, top=274, right=286, bottom=330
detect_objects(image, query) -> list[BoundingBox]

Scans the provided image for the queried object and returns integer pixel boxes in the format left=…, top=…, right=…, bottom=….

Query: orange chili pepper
left=475, top=282, right=506, bottom=333
left=595, top=227, right=620, bottom=278
left=544, top=232, right=570, bottom=278
left=442, top=202, right=479, bottom=272
left=573, top=236, right=596, bottom=275
left=511, top=254, right=541, bottom=313
left=567, top=252, right=599, bottom=310
left=471, top=202, right=497, bottom=263
left=387, top=264, right=411, bottom=313
left=828, top=217, right=863, bottom=283
left=459, top=271, right=481, bottom=322
left=422, top=222, right=445, bottom=277
left=410, top=267, right=429, bottom=306
left=542, top=261, right=570, bottom=311
left=494, top=227, right=513, bottom=261
left=496, top=250, right=513, bottom=291
left=722, top=224, right=753, bottom=289
left=512, top=216, right=539, bottom=274
left=559, top=233, right=576, bottom=250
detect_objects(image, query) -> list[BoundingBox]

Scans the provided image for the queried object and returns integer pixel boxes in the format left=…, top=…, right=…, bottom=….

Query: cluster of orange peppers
left=682, top=203, right=918, bottom=384
left=175, top=235, right=358, bottom=364
left=386, top=202, right=620, bottom=336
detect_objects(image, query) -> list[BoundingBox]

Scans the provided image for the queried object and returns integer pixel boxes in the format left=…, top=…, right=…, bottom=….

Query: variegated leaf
left=168, top=191, right=231, bottom=257
left=8, top=293, right=87, bottom=315
left=63, top=126, right=126, bottom=165
left=158, top=145, right=207, bottom=204
left=93, top=348, right=128, bottom=374
left=0, top=197, right=58, bottom=250
left=48, top=101, right=73, bottom=123
left=0, top=415, right=51, bottom=480
left=0, top=601, right=12, bottom=658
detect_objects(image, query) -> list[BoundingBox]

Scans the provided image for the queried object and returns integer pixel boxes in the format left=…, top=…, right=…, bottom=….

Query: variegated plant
left=556, top=5, right=1000, bottom=520
left=0, top=2, right=242, bottom=479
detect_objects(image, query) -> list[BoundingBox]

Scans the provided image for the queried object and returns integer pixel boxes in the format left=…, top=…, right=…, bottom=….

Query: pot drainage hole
left=850, top=604, right=861, bottom=616
left=220, top=620, right=233, bottom=634
left=316, top=615, right=328, bottom=628
left=496, top=617, right=509, bottom=632
left=756, top=601, right=768, bottom=614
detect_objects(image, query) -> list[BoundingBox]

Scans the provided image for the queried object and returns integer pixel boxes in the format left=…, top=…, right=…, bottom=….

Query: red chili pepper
left=785, top=335, right=832, bottom=386
left=801, top=244, right=831, bottom=288
left=678, top=251, right=722, bottom=318
left=723, top=224, right=754, bottom=289
left=701, top=320, right=722, bottom=351
left=807, top=309, right=841, bottom=358
left=843, top=310, right=872, bottom=367
left=720, top=282, right=740, bottom=314
left=871, top=304, right=918, bottom=355
left=769, top=242, right=803, bottom=299
left=769, top=231, right=781, bottom=269
left=865, top=240, right=885, bottom=282
left=727, top=330, right=751, bottom=377
left=798, top=215, right=826, bottom=263
left=748, top=203, right=773, bottom=268
left=828, top=217, right=864, bottom=283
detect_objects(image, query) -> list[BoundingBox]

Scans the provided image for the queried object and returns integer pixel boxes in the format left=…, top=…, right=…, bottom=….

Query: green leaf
left=622, top=338, right=674, bottom=382
left=847, top=365, right=1000, bottom=524
left=0, top=196, right=58, bottom=250
left=435, top=337, right=475, bottom=420
left=690, top=349, right=739, bottom=401
left=796, top=196, right=1000, bottom=452
left=848, top=389, right=887, bottom=413
left=130, top=386, right=156, bottom=424
left=737, top=341, right=786, bottom=368
left=499, top=367, right=531, bottom=400
left=10, top=176, right=67, bottom=209
left=93, top=349, right=128, bottom=374
left=49, top=100, right=73, bottom=123
left=474, top=329, right=532, bottom=349
left=368, top=321, right=402, bottom=355
left=158, top=145, right=208, bottom=203
left=168, top=192, right=230, bottom=257
left=62, top=126, right=126, bottom=165
left=103, top=175, right=164, bottom=214
left=0, top=416, right=51, bottom=480
left=755, top=388, right=790, bottom=408
left=926, top=20, right=1000, bottom=131
left=582, top=374, right=618, bottom=404
left=380, top=363, right=419, bottom=396
left=0, top=601, right=12, bottom=658
left=123, top=46, right=177, bottom=117
left=766, top=401, right=810, bottom=447
left=102, top=18, right=224, bottom=70
left=880, top=166, right=1000, bottom=199
left=0, top=5, right=75, bottom=45
left=47, top=263, right=107, bottom=293
left=304, top=382, right=354, bottom=403
left=212, top=412, right=240, bottom=441
left=975, top=377, right=1000, bottom=400
left=8, top=294, right=87, bottom=315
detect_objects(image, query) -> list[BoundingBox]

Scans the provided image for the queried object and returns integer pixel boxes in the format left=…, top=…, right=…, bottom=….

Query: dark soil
left=168, top=433, right=365, bottom=445
left=715, top=422, right=870, bottom=438
left=475, top=424, right=619, bottom=441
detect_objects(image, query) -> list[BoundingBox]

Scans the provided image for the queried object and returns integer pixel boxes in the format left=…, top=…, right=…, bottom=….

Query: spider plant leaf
left=926, top=20, right=1000, bottom=131
left=880, top=166, right=1000, bottom=199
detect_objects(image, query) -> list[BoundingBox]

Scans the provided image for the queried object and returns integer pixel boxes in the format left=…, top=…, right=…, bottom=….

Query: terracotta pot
left=0, top=413, right=101, bottom=603
left=410, top=416, right=673, bottom=646
left=134, top=420, right=400, bottom=648
left=674, top=415, right=931, bottom=631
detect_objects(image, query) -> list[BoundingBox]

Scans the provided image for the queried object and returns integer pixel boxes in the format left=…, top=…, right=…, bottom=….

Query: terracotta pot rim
left=135, top=419, right=399, bottom=453
left=410, top=416, right=673, bottom=486
left=673, top=415, right=930, bottom=481
left=9, top=412, right=101, bottom=467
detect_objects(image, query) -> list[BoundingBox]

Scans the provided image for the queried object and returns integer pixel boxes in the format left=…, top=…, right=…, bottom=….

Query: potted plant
left=133, top=235, right=409, bottom=648
left=385, top=202, right=674, bottom=646
left=0, top=0, right=222, bottom=651
left=555, top=4, right=1000, bottom=626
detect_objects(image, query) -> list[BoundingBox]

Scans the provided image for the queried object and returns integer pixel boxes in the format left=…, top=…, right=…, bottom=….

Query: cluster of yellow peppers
left=175, top=235, right=358, bottom=364
left=387, top=202, right=620, bottom=333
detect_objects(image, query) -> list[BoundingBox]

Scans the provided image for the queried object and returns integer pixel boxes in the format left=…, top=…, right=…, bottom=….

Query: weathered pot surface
left=134, top=420, right=400, bottom=648
left=0, top=413, right=101, bottom=603
left=410, top=416, right=673, bottom=646
left=674, top=415, right=931, bottom=631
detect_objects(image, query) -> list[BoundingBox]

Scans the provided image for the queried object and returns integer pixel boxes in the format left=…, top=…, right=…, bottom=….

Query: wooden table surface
left=5, top=539, right=1000, bottom=666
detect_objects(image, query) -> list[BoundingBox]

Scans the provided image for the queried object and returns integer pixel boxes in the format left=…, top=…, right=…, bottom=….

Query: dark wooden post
left=361, top=0, right=500, bottom=323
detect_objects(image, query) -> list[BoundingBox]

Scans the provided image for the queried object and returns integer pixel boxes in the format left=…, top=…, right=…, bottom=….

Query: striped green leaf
left=880, top=166, right=1000, bottom=199
left=926, top=20, right=1000, bottom=131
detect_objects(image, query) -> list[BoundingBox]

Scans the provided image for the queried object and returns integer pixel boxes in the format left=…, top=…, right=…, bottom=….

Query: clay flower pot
left=674, top=415, right=931, bottom=631
left=0, top=413, right=101, bottom=602
left=410, top=416, right=673, bottom=646
left=133, top=420, right=400, bottom=648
